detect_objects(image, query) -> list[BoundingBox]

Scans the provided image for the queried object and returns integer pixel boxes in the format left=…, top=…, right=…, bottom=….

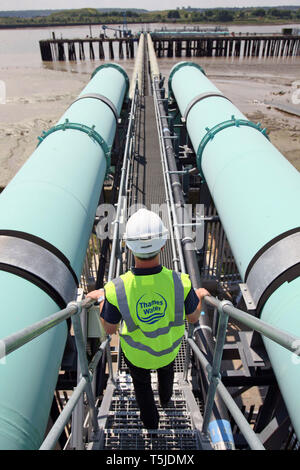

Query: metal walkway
left=95, top=337, right=211, bottom=450
left=90, top=62, right=210, bottom=449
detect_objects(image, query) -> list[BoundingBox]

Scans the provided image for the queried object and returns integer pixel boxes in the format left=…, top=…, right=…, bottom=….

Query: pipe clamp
left=37, top=119, right=112, bottom=168
left=196, top=116, right=269, bottom=179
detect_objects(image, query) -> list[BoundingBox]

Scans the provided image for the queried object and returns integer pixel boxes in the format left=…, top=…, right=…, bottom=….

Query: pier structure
left=39, top=32, right=300, bottom=62
left=39, top=37, right=137, bottom=61
left=151, top=32, right=300, bottom=59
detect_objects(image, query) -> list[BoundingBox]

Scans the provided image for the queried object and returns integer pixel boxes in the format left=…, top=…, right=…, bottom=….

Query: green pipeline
left=0, top=64, right=128, bottom=449
left=169, top=61, right=300, bottom=438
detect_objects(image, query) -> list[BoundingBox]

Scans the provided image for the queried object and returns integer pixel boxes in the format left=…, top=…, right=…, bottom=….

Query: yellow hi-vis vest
left=104, top=267, right=191, bottom=369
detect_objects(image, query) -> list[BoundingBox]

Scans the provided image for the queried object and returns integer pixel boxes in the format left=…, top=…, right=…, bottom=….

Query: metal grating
left=103, top=428, right=198, bottom=450
left=102, top=372, right=199, bottom=450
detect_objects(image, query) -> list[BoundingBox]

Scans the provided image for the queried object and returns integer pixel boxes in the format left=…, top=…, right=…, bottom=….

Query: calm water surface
left=1, top=22, right=300, bottom=69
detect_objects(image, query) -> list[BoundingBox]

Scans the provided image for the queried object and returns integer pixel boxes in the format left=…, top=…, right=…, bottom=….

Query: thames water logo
left=136, top=293, right=167, bottom=324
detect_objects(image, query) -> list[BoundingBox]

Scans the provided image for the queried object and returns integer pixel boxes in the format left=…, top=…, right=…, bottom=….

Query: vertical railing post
left=106, top=339, right=114, bottom=381
left=69, top=302, right=99, bottom=436
left=202, top=300, right=232, bottom=434
left=184, top=323, right=194, bottom=381
left=70, top=295, right=86, bottom=449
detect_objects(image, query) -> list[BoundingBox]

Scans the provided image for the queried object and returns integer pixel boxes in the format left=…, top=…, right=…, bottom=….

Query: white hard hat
left=124, top=208, right=168, bottom=258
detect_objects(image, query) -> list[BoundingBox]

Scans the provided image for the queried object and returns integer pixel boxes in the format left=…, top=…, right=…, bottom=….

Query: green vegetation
left=0, top=7, right=300, bottom=28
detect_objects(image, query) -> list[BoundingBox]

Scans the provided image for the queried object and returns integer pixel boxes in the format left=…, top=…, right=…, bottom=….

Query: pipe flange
left=69, top=93, right=120, bottom=124
left=196, top=116, right=269, bottom=179
left=37, top=119, right=112, bottom=168
left=182, top=92, right=232, bottom=123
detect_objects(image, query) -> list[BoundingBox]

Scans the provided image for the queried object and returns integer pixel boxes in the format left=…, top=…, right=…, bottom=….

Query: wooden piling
left=89, top=42, right=95, bottom=60
left=167, top=40, right=173, bottom=58
left=109, top=40, right=114, bottom=59
left=119, top=40, right=124, bottom=59
left=39, top=41, right=53, bottom=61
left=68, top=42, right=77, bottom=61
left=99, top=41, right=105, bottom=59
left=58, top=42, right=65, bottom=61
left=175, top=40, right=182, bottom=57
left=130, top=39, right=134, bottom=59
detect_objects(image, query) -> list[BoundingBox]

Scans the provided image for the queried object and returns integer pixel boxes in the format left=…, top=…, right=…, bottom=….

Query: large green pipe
left=0, top=64, right=128, bottom=449
left=169, top=61, right=300, bottom=438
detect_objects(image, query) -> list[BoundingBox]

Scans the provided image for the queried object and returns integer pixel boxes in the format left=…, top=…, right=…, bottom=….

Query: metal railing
left=184, top=294, right=300, bottom=450
left=0, top=296, right=111, bottom=450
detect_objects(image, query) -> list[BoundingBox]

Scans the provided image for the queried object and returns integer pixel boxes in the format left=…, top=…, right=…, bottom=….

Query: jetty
left=39, top=31, right=300, bottom=61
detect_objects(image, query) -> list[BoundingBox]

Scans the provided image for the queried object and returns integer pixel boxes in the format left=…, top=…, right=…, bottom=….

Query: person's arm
left=100, top=317, right=119, bottom=335
left=186, top=288, right=210, bottom=324
left=86, top=289, right=120, bottom=335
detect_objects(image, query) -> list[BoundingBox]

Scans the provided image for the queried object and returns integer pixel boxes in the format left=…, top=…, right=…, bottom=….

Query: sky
left=1, top=0, right=300, bottom=11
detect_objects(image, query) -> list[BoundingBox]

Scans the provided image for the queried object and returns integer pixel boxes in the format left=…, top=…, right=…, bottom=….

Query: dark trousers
left=124, top=356, right=175, bottom=429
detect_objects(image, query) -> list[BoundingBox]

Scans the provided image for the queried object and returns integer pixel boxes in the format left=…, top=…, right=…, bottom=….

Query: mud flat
left=0, top=57, right=299, bottom=188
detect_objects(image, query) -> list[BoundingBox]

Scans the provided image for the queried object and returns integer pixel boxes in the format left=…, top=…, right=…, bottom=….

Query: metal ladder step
left=101, top=372, right=202, bottom=450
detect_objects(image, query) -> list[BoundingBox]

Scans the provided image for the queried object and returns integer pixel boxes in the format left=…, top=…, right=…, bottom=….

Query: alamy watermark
left=95, top=201, right=205, bottom=251
left=291, top=80, right=300, bottom=105
left=0, top=80, right=6, bottom=105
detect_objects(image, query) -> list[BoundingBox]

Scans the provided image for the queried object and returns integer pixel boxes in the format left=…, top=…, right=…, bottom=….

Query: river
left=0, top=22, right=299, bottom=188
left=1, top=22, right=300, bottom=68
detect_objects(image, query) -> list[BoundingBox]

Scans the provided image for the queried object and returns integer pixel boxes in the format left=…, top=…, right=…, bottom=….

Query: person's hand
left=195, top=288, right=210, bottom=300
left=86, top=289, right=104, bottom=302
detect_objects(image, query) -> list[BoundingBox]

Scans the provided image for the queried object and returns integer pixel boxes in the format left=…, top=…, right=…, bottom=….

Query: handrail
left=190, top=295, right=300, bottom=448
left=0, top=297, right=94, bottom=361
left=186, top=331, right=265, bottom=450
left=40, top=337, right=110, bottom=450
left=204, top=295, right=300, bottom=355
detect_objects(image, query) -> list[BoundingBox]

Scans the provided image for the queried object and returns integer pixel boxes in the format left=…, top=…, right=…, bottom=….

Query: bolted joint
left=217, top=299, right=233, bottom=316
left=67, top=300, right=81, bottom=316
left=208, top=369, right=221, bottom=383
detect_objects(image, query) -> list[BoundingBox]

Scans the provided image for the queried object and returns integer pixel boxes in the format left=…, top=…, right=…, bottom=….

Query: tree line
left=0, top=7, right=300, bottom=27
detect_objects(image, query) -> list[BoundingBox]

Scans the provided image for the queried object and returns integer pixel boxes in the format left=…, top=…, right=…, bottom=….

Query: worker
left=87, top=208, right=210, bottom=430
